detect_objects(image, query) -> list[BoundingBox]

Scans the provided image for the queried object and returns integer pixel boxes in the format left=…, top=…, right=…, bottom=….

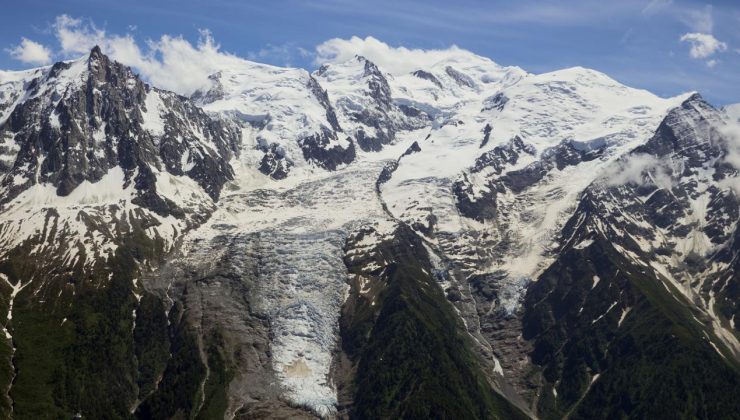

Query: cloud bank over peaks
left=7, top=17, right=506, bottom=96
left=314, top=36, right=501, bottom=76
left=51, top=15, right=244, bottom=95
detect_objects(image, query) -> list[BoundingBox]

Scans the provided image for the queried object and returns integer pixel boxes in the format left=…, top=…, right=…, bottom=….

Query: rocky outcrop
left=0, top=47, right=239, bottom=212
left=299, top=129, right=356, bottom=171
left=412, top=69, right=443, bottom=88
left=258, top=143, right=292, bottom=179
left=453, top=135, right=535, bottom=221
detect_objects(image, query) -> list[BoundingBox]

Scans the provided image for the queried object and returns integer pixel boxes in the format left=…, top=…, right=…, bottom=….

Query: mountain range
left=0, top=44, right=738, bottom=419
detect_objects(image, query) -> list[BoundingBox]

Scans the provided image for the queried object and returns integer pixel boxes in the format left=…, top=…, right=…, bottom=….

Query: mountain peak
left=89, top=45, right=104, bottom=58
left=680, top=91, right=706, bottom=107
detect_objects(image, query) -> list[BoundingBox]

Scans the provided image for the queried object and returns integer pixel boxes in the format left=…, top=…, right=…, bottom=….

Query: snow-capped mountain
left=0, top=46, right=242, bottom=277
left=0, top=45, right=738, bottom=419
left=192, top=61, right=354, bottom=179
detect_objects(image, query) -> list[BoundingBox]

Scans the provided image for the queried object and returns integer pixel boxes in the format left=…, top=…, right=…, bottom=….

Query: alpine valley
left=0, top=43, right=738, bottom=419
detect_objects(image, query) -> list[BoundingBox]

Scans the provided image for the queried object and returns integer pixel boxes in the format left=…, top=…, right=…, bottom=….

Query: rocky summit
left=0, top=45, right=738, bottom=419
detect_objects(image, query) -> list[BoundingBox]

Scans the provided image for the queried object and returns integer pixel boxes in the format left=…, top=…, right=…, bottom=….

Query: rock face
left=0, top=46, right=738, bottom=420
left=0, top=47, right=238, bottom=210
left=299, top=128, right=356, bottom=171
left=412, top=69, right=443, bottom=88
left=315, top=56, right=427, bottom=153
left=453, top=135, right=536, bottom=221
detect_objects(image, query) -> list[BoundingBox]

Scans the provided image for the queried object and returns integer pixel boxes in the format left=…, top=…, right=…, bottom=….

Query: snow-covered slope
left=562, top=95, right=740, bottom=357
left=389, top=50, right=527, bottom=115
left=381, top=66, right=690, bottom=290
left=192, top=60, right=354, bottom=180
left=314, top=55, right=419, bottom=152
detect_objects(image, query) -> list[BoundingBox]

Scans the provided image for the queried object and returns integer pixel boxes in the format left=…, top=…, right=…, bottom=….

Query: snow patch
left=142, top=90, right=166, bottom=137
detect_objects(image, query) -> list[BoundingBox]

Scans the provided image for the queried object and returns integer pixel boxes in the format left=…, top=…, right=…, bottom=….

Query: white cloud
left=706, top=59, right=719, bottom=68
left=603, top=154, right=659, bottom=186
left=44, top=19, right=488, bottom=93
left=6, top=38, right=52, bottom=65
left=54, top=15, right=105, bottom=56
left=128, top=31, right=244, bottom=95
left=719, top=123, right=740, bottom=167
left=50, top=15, right=244, bottom=95
left=602, top=153, right=675, bottom=190
left=680, top=33, right=727, bottom=59
left=314, top=36, right=486, bottom=76
left=718, top=122, right=740, bottom=194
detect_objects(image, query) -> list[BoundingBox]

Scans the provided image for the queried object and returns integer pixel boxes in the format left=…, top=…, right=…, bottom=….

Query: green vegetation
left=0, top=218, right=217, bottom=419
left=197, top=330, right=233, bottom=420
left=573, top=300, right=740, bottom=419
left=135, top=302, right=206, bottom=419
left=343, top=226, right=528, bottom=420
left=8, top=246, right=140, bottom=419
left=523, top=237, right=740, bottom=419
left=134, top=293, right=170, bottom=400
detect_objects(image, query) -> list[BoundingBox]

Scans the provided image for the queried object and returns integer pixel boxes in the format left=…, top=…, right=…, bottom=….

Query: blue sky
left=2, top=0, right=739, bottom=104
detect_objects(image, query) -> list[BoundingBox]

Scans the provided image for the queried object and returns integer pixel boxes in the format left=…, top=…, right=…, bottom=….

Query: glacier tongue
left=168, top=141, right=409, bottom=414
left=253, top=230, right=348, bottom=416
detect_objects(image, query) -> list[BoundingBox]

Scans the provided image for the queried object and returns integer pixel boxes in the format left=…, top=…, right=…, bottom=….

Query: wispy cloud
left=641, top=0, right=673, bottom=16
left=247, top=43, right=312, bottom=67
left=306, top=0, right=646, bottom=29
left=620, top=28, right=634, bottom=44
left=678, top=4, right=714, bottom=33
left=641, top=1, right=714, bottom=32
left=602, top=153, right=674, bottom=190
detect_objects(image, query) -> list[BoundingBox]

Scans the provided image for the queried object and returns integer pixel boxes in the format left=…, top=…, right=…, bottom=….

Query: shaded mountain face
left=0, top=47, right=738, bottom=420
left=521, top=96, right=740, bottom=419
